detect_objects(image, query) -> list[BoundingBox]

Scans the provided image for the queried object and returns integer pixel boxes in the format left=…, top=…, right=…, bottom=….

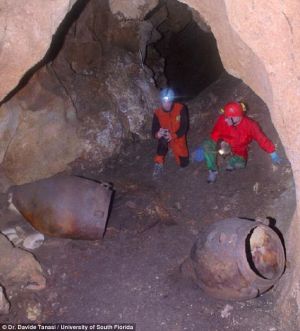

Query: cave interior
left=0, top=0, right=296, bottom=329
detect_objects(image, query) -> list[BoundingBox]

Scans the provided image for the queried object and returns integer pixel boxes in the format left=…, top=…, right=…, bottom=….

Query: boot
left=152, top=163, right=164, bottom=179
left=207, top=170, right=218, bottom=183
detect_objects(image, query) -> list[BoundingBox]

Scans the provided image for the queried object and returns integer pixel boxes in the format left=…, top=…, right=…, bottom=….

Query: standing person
left=202, top=101, right=281, bottom=183
left=152, top=87, right=189, bottom=178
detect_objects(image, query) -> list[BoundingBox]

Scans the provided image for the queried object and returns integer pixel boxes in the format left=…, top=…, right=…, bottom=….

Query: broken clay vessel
left=184, top=218, right=285, bottom=300
left=8, top=175, right=113, bottom=240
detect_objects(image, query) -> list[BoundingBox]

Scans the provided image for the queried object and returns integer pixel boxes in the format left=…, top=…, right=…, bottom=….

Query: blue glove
left=270, top=151, right=281, bottom=164
left=192, top=146, right=205, bottom=162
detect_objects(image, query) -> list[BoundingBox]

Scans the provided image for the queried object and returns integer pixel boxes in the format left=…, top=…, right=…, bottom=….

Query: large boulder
left=2, top=67, right=81, bottom=184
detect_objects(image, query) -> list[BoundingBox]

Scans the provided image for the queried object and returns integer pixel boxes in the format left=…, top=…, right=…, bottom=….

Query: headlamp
left=160, top=88, right=175, bottom=103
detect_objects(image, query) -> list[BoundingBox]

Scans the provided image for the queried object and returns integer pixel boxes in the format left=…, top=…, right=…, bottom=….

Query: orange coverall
left=152, top=102, right=189, bottom=167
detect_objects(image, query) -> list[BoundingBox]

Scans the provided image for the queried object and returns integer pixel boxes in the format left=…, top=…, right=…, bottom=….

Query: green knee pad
left=202, top=139, right=217, bottom=171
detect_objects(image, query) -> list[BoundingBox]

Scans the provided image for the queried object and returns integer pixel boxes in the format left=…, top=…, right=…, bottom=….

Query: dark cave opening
left=145, top=0, right=224, bottom=101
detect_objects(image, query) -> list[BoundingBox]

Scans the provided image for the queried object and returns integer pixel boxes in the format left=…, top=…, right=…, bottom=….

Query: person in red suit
left=202, top=101, right=281, bottom=183
left=152, top=88, right=189, bottom=178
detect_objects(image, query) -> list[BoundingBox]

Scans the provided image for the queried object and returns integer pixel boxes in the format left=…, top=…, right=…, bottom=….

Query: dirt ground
left=0, top=73, right=297, bottom=330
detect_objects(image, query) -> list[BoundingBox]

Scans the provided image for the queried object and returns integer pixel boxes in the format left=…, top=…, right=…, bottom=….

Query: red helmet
left=222, top=102, right=245, bottom=117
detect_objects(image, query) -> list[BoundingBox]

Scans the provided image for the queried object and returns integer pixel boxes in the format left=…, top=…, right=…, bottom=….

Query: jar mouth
left=245, top=226, right=285, bottom=280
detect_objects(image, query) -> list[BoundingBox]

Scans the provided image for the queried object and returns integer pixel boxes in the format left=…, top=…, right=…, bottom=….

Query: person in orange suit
left=152, top=87, right=189, bottom=178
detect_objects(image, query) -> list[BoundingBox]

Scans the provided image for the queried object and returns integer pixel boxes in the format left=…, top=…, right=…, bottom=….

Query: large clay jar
left=184, top=218, right=285, bottom=300
left=8, top=175, right=113, bottom=240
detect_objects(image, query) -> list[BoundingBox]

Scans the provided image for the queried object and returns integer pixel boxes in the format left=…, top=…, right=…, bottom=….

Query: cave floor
left=0, top=74, right=296, bottom=330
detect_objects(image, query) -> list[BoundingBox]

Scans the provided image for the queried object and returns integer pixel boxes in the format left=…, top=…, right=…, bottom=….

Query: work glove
left=270, top=151, right=282, bottom=164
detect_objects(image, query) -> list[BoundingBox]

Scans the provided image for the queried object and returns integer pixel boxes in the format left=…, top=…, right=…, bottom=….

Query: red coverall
left=210, top=115, right=275, bottom=159
left=152, top=102, right=189, bottom=167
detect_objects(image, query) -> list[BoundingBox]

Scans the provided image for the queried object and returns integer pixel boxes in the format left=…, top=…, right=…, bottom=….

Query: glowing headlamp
left=160, top=88, right=175, bottom=103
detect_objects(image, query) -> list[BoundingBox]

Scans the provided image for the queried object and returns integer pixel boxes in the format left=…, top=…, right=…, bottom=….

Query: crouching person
left=202, top=101, right=281, bottom=183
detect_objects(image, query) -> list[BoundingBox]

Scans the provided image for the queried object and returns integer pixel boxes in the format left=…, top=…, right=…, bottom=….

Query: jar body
left=189, top=218, right=285, bottom=300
